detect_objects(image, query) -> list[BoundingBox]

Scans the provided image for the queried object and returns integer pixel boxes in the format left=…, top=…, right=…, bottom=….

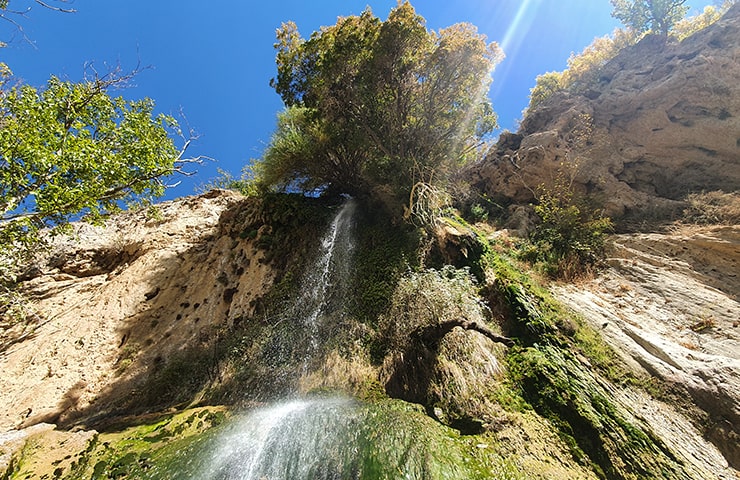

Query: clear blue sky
left=1, top=0, right=714, bottom=200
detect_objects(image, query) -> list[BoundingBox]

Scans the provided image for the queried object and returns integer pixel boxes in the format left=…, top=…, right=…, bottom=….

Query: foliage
left=0, top=73, right=186, bottom=270
left=610, top=0, right=689, bottom=35
left=528, top=1, right=733, bottom=110
left=673, top=0, right=737, bottom=40
left=259, top=2, right=501, bottom=216
left=199, top=164, right=264, bottom=197
left=528, top=71, right=564, bottom=110
left=525, top=169, right=612, bottom=280
left=378, top=266, right=485, bottom=354
left=350, top=207, right=419, bottom=328
left=528, top=28, right=639, bottom=109
left=468, top=203, right=489, bottom=223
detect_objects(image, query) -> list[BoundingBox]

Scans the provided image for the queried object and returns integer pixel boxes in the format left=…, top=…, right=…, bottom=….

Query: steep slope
left=0, top=190, right=287, bottom=432
left=469, top=4, right=740, bottom=219
left=1, top=191, right=738, bottom=479
left=555, top=225, right=740, bottom=470
left=3, top=6, right=740, bottom=478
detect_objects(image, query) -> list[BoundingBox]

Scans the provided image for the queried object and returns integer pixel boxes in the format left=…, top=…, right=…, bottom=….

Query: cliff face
left=470, top=4, right=740, bottom=219
left=2, top=7, right=740, bottom=479
left=555, top=224, right=740, bottom=469
left=0, top=190, right=282, bottom=432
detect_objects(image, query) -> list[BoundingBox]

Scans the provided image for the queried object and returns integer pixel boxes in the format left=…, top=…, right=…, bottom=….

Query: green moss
left=350, top=206, right=420, bottom=327
left=507, top=345, right=684, bottom=479
left=439, top=232, right=687, bottom=479
left=144, top=399, right=494, bottom=480
left=62, top=408, right=226, bottom=480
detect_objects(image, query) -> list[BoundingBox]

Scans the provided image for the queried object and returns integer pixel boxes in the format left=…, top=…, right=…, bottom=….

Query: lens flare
left=490, top=0, right=540, bottom=100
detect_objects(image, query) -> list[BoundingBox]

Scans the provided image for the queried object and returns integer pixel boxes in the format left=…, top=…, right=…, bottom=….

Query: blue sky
left=1, top=0, right=715, bottom=200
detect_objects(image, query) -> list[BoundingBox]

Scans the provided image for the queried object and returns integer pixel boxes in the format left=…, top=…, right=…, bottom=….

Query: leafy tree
left=528, top=71, right=564, bottom=110
left=0, top=71, right=191, bottom=266
left=610, top=0, right=689, bottom=35
left=673, top=0, right=737, bottom=39
left=260, top=2, right=501, bottom=216
left=527, top=0, right=732, bottom=111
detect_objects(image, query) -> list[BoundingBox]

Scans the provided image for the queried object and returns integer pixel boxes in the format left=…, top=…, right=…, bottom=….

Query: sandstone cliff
left=469, top=4, right=740, bottom=220
left=2, top=5, right=740, bottom=479
left=0, top=190, right=289, bottom=432
left=0, top=191, right=738, bottom=479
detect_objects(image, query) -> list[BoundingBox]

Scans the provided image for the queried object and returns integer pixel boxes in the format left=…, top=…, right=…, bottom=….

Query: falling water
left=195, top=398, right=361, bottom=480
left=144, top=199, right=482, bottom=479
left=291, top=198, right=356, bottom=367
left=148, top=397, right=479, bottom=480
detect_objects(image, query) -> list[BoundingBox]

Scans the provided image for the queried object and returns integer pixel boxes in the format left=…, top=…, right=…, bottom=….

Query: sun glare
left=488, top=0, right=540, bottom=100
left=499, top=0, right=539, bottom=57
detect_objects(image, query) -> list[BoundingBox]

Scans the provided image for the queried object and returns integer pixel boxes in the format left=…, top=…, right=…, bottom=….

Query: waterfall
left=290, top=198, right=356, bottom=367
left=191, top=201, right=362, bottom=479
left=196, top=398, right=361, bottom=480
left=148, top=199, right=485, bottom=480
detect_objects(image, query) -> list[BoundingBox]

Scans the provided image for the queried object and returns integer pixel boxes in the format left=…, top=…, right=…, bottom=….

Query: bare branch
left=412, top=317, right=515, bottom=349
left=2, top=0, right=75, bottom=46
left=33, top=0, right=75, bottom=13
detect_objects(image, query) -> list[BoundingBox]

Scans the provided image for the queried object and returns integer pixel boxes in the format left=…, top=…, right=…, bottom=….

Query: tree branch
left=33, top=0, right=75, bottom=13
left=412, top=318, right=514, bottom=349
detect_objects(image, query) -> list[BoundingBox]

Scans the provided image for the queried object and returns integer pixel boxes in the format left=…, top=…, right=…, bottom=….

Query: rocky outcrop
left=554, top=225, right=740, bottom=470
left=0, top=190, right=281, bottom=432
left=470, top=4, right=740, bottom=219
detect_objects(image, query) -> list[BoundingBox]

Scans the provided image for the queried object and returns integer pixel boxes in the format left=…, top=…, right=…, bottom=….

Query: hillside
left=1, top=5, right=739, bottom=480
left=469, top=3, right=740, bottom=222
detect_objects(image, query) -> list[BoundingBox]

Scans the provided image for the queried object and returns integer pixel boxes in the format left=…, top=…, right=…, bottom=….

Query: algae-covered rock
left=1, top=407, right=227, bottom=479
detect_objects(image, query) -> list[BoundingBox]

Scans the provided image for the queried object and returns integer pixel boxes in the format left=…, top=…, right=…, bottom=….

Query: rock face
left=554, top=225, right=740, bottom=470
left=0, top=190, right=279, bottom=432
left=470, top=4, right=740, bottom=218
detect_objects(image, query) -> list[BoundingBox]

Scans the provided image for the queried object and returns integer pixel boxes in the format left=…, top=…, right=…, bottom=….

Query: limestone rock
left=0, top=190, right=277, bottom=432
left=554, top=225, right=740, bottom=470
left=470, top=4, right=740, bottom=218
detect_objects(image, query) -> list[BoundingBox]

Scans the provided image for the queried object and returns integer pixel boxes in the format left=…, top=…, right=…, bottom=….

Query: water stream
left=144, top=199, right=485, bottom=479
left=291, top=198, right=356, bottom=366
left=196, top=398, right=360, bottom=479
left=200, top=201, right=362, bottom=479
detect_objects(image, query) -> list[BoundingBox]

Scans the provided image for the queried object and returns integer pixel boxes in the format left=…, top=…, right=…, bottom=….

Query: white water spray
left=292, top=199, right=356, bottom=365
left=197, top=398, right=359, bottom=480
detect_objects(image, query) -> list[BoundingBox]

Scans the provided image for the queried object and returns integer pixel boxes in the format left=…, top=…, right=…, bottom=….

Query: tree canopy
left=610, top=0, right=689, bottom=35
left=0, top=71, right=188, bottom=260
left=257, top=2, right=501, bottom=215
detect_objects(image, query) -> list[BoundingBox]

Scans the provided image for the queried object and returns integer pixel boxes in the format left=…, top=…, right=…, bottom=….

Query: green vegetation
left=253, top=2, right=501, bottom=218
left=475, top=240, right=685, bottom=479
left=610, top=0, right=689, bottom=36
left=528, top=0, right=735, bottom=110
left=0, top=71, right=192, bottom=284
left=525, top=178, right=613, bottom=280
left=1, top=1, right=717, bottom=478
left=528, top=28, right=638, bottom=109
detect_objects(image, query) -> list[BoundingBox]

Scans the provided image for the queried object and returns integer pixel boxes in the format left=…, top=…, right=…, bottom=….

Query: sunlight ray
left=489, top=0, right=540, bottom=103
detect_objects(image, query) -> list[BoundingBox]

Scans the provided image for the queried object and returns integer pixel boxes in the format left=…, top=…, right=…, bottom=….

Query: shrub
left=527, top=176, right=612, bottom=280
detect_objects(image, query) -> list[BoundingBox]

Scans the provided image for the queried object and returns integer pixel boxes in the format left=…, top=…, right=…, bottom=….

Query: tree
left=673, top=1, right=737, bottom=40
left=0, top=70, right=193, bottom=262
left=260, top=2, right=502, bottom=216
left=610, top=0, right=689, bottom=35
left=1, top=0, right=75, bottom=46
